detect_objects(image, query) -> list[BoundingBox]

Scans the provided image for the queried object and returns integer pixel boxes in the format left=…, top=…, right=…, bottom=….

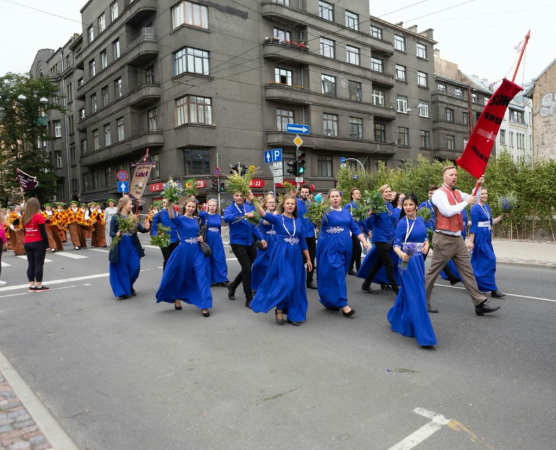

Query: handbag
left=108, top=241, right=119, bottom=263
left=198, top=218, right=212, bottom=258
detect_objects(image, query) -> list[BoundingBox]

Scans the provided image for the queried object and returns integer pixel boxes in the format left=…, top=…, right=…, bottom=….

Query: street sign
left=272, top=148, right=282, bottom=162
left=340, top=157, right=346, bottom=164
left=264, top=150, right=272, bottom=164
left=213, top=167, right=221, bottom=177
left=293, top=136, right=303, bottom=147
left=274, top=168, right=283, bottom=176
left=117, top=181, right=129, bottom=193
left=274, top=176, right=284, bottom=184
left=286, top=124, right=310, bottom=135
left=273, top=162, right=282, bottom=169
left=295, top=177, right=303, bottom=183
left=341, top=163, right=347, bottom=169
left=117, top=170, right=128, bottom=182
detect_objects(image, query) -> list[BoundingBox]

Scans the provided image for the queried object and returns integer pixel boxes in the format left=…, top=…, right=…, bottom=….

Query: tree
left=0, top=73, right=65, bottom=205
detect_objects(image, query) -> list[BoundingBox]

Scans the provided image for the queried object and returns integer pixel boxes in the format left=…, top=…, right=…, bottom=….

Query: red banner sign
left=249, top=179, right=265, bottom=188
left=149, top=182, right=164, bottom=192
left=275, top=180, right=305, bottom=188
left=456, top=79, right=522, bottom=178
left=185, top=180, right=207, bottom=189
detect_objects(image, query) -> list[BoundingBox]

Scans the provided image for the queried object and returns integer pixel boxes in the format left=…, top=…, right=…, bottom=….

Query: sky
left=0, top=0, right=553, bottom=86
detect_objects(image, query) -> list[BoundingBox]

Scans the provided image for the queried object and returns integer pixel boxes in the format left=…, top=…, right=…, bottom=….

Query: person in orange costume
left=90, top=203, right=107, bottom=247
left=54, top=203, right=68, bottom=242
left=66, top=201, right=87, bottom=250
left=41, top=203, right=64, bottom=252
left=7, top=205, right=25, bottom=256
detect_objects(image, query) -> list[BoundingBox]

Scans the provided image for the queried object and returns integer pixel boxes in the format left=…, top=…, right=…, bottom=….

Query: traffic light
left=287, top=160, right=297, bottom=176
left=219, top=182, right=226, bottom=192
left=230, top=163, right=239, bottom=175
left=230, top=163, right=247, bottom=176
left=297, top=151, right=306, bottom=176
left=211, top=179, right=218, bottom=190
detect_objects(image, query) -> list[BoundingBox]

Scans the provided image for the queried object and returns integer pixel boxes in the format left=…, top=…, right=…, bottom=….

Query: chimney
left=419, top=28, right=434, bottom=40
left=434, top=48, right=441, bottom=58
left=395, top=22, right=403, bottom=27
left=407, top=25, right=418, bottom=33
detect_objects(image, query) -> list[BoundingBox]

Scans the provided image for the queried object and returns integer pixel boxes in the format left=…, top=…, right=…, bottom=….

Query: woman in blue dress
left=250, top=194, right=312, bottom=326
left=156, top=198, right=213, bottom=317
left=318, top=189, right=371, bottom=317
left=199, top=199, right=228, bottom=287
left=251, top=195, right=278, bottom=292
left=469, top=188, right=506, bottom=298
left=387, top=194, right=437, bottom=347
left=109, top=197, right=150, bottom=300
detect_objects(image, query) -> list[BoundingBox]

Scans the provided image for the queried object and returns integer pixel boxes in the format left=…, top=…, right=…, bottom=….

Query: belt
left=435, top=231, right=461, bottom=238
left=477, top=221, right=492, bottom=230
left=181, top=237, right=198, bottom=245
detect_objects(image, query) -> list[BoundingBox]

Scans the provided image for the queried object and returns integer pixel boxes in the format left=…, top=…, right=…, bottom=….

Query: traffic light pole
left=216, top=152, right=221, bottom=215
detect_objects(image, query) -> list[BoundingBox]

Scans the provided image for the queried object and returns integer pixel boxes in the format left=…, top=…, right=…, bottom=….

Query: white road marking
left=17, top=256, right=52, bottom=263
left=1, top=262, right=10, bottom=267
left=143, top=245, right=159, bottom=249
left=88, top=248, right=109, bottom=253
left=434, top=283, right=556, bottom=303
left=226, top=258, right=238, bottom=261
left=52, top=252, right=88, bottom=259
left=389, top=408, right=450, bottom=450
left=0, top=273, right=110, bottom=293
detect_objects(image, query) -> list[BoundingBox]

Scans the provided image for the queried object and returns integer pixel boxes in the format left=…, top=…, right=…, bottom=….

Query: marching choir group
left=1, top=165, right=505, bottom=348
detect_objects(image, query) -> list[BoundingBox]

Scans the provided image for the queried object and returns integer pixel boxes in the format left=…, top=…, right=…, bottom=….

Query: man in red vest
left=425, top=165, right=501, bottom=316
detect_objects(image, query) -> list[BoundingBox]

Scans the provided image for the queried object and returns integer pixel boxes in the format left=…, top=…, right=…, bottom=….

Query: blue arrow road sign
left=340, top=157, right=346, bottom=164
left=117, top=181, right=129, bottom=193
left=286, top=124, right=310, bottom=135
left=264, top=150, right=273, bottom=164
left=272, top=148, right=282, bottom=162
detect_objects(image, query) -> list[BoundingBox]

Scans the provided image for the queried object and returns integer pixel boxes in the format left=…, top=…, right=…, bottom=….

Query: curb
left=496, top=259, right=556, bottom=270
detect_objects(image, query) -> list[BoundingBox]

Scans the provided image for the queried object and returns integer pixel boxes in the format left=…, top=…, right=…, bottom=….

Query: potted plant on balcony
left=272, top=36, right=280, bottom=44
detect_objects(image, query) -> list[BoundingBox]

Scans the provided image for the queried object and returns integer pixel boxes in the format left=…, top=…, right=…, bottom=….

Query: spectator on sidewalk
left=22, top=198, right=50, bottom=293
left=0, top=209, right=7, bottom=285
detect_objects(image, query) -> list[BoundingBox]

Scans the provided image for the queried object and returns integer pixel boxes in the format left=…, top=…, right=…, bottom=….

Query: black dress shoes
left=118, top=295, right=130, bottom=300
left=475, top=300, right=501, bottom=316
left=287, top=319, right=301, bottom=326
left=342, top=309, right=356, bottom=317
left=131, top=288, right=137, bottom=296
left=325, top=307, right=340, bottom=311
left=347, top=270, right=357, bottom=276
left=362, top=283, right=378, bottom=294
left=380, top=284, right=392, bottom=291
left=306, top=282, right=317, bottom=290
left=275, top=308, right=284, bottom=325
left=491, top=290, right=506, bottom=298
left=245, top=299, right=252, bottom=309
left=449, top=278, right=461, bottom=286
left=427, top=305, right=439, bottom=313
left=228, top=285, right=236, bottom=300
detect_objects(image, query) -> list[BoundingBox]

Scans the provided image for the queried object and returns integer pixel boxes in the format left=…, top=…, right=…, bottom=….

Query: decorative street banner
left=128, top=162, right=156, bottom=200
left=16, top=168, right=39, bottom=191
left=456, top=79, right=523, bottom=178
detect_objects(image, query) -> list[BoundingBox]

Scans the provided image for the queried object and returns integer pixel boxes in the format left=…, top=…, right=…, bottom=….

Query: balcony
left=266, top=131, right=397, bottom=155
left=265, top=83, right=397, bottom=120
left=127, top=28, right=158, bottom=67
left=432, top=120, right=469, bottom=134
left=80, top=130, right=163, bottom=167
left=128, top=83, right=161, bottom=107
left=263, top=43, right=395, bottom=88
left=173, top=123, right=217, bottom=148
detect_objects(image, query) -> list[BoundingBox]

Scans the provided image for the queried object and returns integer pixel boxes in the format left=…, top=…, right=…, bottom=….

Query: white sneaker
left=0, top=280, right=7, bottom=285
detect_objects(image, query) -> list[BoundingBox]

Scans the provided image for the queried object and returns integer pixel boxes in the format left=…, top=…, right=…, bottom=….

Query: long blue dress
left=250, top=214, right=308, bottom=322
left=317, top=209, right=362, bottom=308
left=199, top=212, right=228, bottom=284
left=469, top=203, right=498, bottom=292
left=156, top=216, right=213, bottom=309
left=387, top=217, right=437, bottom=347
left=440, top=208, right=468, bottom=282
left=251, top=215, right=278, bottom=291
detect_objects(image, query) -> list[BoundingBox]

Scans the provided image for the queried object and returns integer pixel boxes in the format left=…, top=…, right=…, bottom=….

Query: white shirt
left=432, top=184, right=470, bottom=236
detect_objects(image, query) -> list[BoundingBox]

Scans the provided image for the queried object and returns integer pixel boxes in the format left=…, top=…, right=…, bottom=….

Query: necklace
left=234, top=203, right=245, bottom=217
left=282, top=214, right=296, bottom=237
left=404, top=217, right=416, bottom=243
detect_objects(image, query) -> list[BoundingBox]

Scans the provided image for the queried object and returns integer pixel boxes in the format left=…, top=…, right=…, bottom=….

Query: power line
left=378, top=0, right=430, bottom=18
left=404, top=0, right=476, bottom=23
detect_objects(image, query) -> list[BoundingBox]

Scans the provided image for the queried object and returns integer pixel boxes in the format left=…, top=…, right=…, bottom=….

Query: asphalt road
left=0, top=239, right=555, bottom=450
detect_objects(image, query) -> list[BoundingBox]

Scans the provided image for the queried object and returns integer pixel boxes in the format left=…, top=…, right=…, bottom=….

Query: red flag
left=16, top=168, right=39, bottom=190
left=456, top=79, right=523, bottom=178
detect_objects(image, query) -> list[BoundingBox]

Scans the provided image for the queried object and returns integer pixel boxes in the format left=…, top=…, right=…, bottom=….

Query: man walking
left=296, top=186, right=317, bottom=289
left=425, top=166, right=500, bottom=316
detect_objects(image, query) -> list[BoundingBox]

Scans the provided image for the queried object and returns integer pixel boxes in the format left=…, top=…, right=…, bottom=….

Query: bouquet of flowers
left=497, top=192, right=517, bottom=212
left=417, top=207, right=432, bottom=223
left=304, top=198, right=331, bottom=225
left=184, top=179, right=198, bottom=198
left=399, top=242, right=425, bottom=271
left=349, top=203, right=371, bottom=223
left=161, top=178, right=183, bottom=204
left=151, top=224, right=171, bottom=249
left=283, top=181, right=296, bottom=193
left=427, top=229, right=434, bottom=250
left=226, top=169, right=255, bottom=196
left=110, top=215, right=139, bottom=250
left=364, top=190, right=388, bottom=214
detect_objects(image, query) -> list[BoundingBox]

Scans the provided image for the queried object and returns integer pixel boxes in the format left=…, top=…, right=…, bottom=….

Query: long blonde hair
left=117, top=197, right=135, bottom=218
left=23, top=198, right=41, bottom=225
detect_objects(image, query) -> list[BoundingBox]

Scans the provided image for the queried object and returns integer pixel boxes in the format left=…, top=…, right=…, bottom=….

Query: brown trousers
left=68, top=223, right=87, bottom=248
left=46, top=223, right=64, bottom=251
left=425, top=232, right=487, bottom=307
left=91, top=224, right=106, bottom=247
left=9, top=230, right=25, bottom=255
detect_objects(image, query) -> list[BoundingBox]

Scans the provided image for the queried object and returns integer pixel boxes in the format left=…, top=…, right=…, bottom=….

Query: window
left=463, top=112, right=468, bottom=125
left=345, top=11, right=359, bottom=31
left=54, top=120, right=62, bottom=137
left=484, top=97, right=490, bottom=106
left=455, top=88, right=463, bottom=98
left=418, top=100, right=429, bottom=118
left=275, top=68, right=292, bottom=85
left=370, top=26, right=382, bottom=40
left=115, top=78, right=122, bottom=98
left=152, top=155, right=160, bottom=180
left=92, top=171, right=99, bottom=190
left=111, top=1, right=119, bottom=21
left=346, top=45, right=360, bottom=65
left=146, top=66, right=155, bottom=84
left=398, top=127, right=409, bottom=146
left=89, top=60, right=96, bottom=77
left=348, top=81, right=362, bottom=101
left=184, top=149, right=210, bottom=175
left=396, top=95, right=408, bottom=113
left=173, top=47, right=209, bottom=76
left=420, top=130, right=430, bottom=148
left=446, top=108, right=454, bottom=122
left=100, top=50, right=107, bottom=70
left=323, top=113, right=338, bottom=136
left=318, top=155, right=332, bottom=177
left=88, top=26, right=94, bottom=43
left=104, top=124, right=111, bottom=146
left=79, top=108, right=86, bottom=121
left=82, top=174, right=89, bottom=192
left=417, top=43, right=427, bottom=59
left=55, top=151, right=63, bottom=168
left=394, top=35, right=405, bottom=52
left=471, top=93, right=478, bottom=103
left=172, top=1, right=209, bottom=29
left=273, top=27, right=291, bottom=42
left=148, top=109, right=158, bottom=131
left=509, top=131, right=514, bottom=147
left=417, top=71, right=428, bottom=87
left=349, top=118, right=363, bottom=139
left=81, top=139, right=87, bottom=156
left=117, top=118, right=125, bottom=141
left=372, top=89, right=385, bottom=106
left=93, top=130, right=100, bottom=150
left=447, top=135, right=455, bottom=150
left=277, top=109, right=294, bottom=131
left=105, top=167, right=112, bottom=188
left=395, top=64, right=406, bottom=81
left=510, top=110, right=524, bottom=124
left=321, top=74, right=336, bottom=95
left=374, top=123, right=386, bottom=142
left=68, top=117, right=74, bottom=134
left=320, top=37, right=335, bottom=58
left=437, top=82, right=446, bottom=93
left=371, top=57, right=383, bottom=72
left=319, top=1, right=333, bottom=21
left=98, top=14, right=106, bottom=33
left=91, top=94, right=97, bottom=113
left=175, top=95, right=213, bottom=126
left=78, top=77, right=84, bottom=87
left=113, top=39, right=120, bottom=59
left=67, top=82, right=73, bottom=102
left=70, top=146, right=76, bottom=165
left=102, top=86, right=109, bottom=107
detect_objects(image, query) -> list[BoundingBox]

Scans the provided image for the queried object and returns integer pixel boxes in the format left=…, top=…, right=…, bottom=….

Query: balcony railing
left=263, top=37, right=309, bottom=51
left=127, top=27, right=157, bottom=50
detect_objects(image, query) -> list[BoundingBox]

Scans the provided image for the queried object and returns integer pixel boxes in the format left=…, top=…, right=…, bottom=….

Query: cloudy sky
left=0, top=0, right=553, bottom=85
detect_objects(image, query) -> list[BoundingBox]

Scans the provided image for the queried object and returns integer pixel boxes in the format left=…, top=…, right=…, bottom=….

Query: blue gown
left=317, top=209, right=362, bottom=308
left=250, top=214, right=309, bottom=322
left=387, top=217, right=437, bottom=347
left=440, top=209, right=467, bottom=282
left=251, top=215, right=278, bottom=291
left=469, top=204, right=498, bottom=292
left=199, top=212, right=228, bottom=284
left=156, top=216, right=213, bottom=309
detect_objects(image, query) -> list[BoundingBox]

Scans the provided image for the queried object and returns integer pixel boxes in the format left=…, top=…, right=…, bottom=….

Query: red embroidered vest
left=435, top=185, right=464, bottom=232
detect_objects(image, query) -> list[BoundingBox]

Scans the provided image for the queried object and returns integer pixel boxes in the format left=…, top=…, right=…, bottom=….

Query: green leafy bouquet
left=184, top=179, right=198, bottom=198
left=348, top=203, right=371, bottom=223
left=427, top=229, right=434, bottom=250
left=233, top=209, right=262, bottom=226
left=417, top=207, right=432, bottom=223
left=303, top=198, right=331, bottom=225
left=161, top=178, right=183, bottom=204
left=497, top=192, right=517, bottom=212
left=150, top=224, right=171, bottom=249
left=364, top=190, right=388, bottom=214
left=110, top=215, right=139, bottom=250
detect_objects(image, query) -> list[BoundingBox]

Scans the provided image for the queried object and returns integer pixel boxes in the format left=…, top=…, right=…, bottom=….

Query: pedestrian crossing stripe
left=16, top=256, right=53, bottom=263
left=51, top=252, right=88, bottom=259
left=1, top=262, right=9, bottom=267
left=88, top=248, right=109, bottom=253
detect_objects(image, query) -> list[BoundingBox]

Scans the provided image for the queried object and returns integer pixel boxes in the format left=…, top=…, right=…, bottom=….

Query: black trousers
left=230, top=243, right=257, bottom=299
left=161, top=241, right=179, bottom=272
left=350, top=233, right=362, bottom=272
left=363, top=242, right=398, bottom=290
left=24, top=242, right=47, bottom=283
left=305, top=236, right=316, bottom=283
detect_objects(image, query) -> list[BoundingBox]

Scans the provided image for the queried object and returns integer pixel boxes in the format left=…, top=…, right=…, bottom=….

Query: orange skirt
left=91, top=224, right=107, bottom=247
left=68, top=223, right=87, bottom=248
left=58, top=228, right=67, bottom=242
left=46, top=223, right=64, bottom=251
left=9, top=230, right=25, bottom=255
